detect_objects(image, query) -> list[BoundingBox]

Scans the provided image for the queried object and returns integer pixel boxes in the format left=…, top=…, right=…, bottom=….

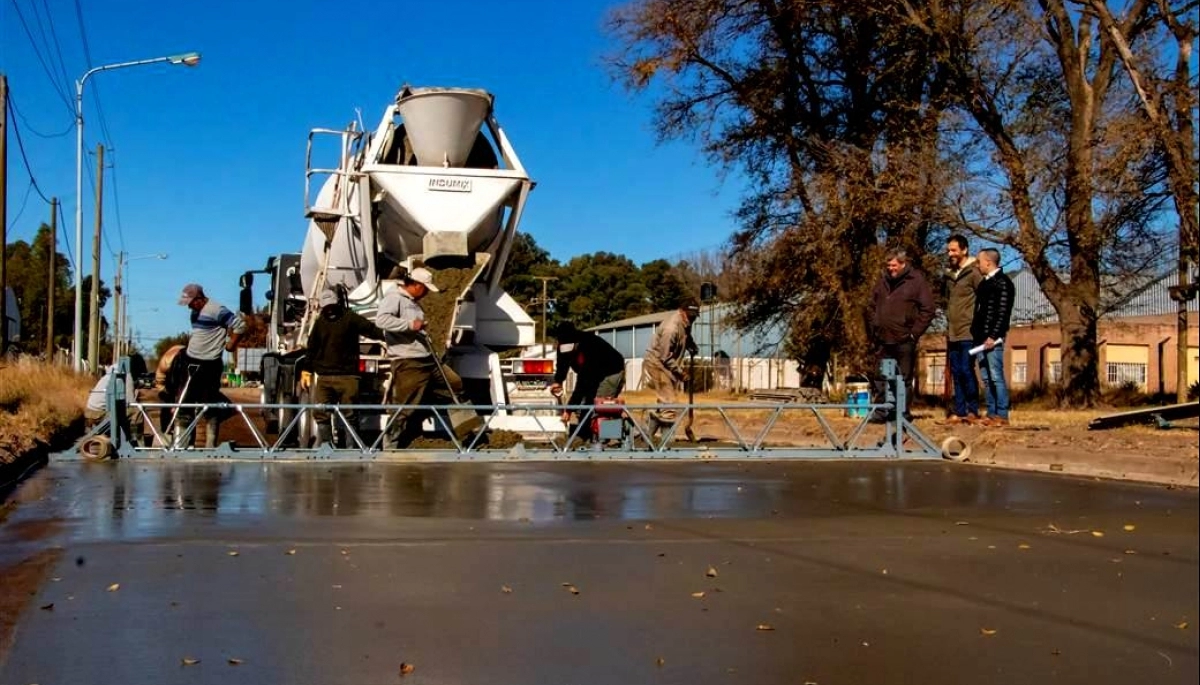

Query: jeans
left=978, top=344, right=1010, bottom=420
left=947, top=340, right=980, bottom=417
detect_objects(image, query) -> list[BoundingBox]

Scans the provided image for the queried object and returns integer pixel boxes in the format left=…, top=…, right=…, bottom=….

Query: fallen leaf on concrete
left=1123, top=524, right=1136, bottom=532
left=691, top=592, right=706, bottom=598
left=881, top=569, right=889, bottom=575
left=756, top=624, right=775, bottom=631
left=955, top=521, right=970, bottom=526
left=657, top=552, right=666, bottom=557
left=228, top=551, right=240, bottom=557
left=656, top=657, right=666, bottom=667
left=501, top=585, right=513, bottom=594
left=987, top=545, right=996, bottom=549
left=286, top=549, right=297, bottom=555
left=644, top=524, right=653, bottom=530
left=340, top=549, right=349, bottom=556
left=181, top=658, right=200, bottom=666
left=980, top=628, right=997, bottom=636
left=1051, top=648, right=1061, bottom=656
left=706, top=566, right=718, bottom=578
left=227, top=658, right=243, bottom=666
left=40, top=603, right=54, bottom=611
left=1124, top=549, right=1138, bottom=555
left=1176, top=621, right=1189, bottom=630
left=1091, top=531, right=1105, bottom=538
left=51, top=577, right=61, bottom=582
left=106, top=583, right=120, bottom=592
left=1018, top=544, right=1031, bottom=550
left=968, top=537, right=978, bottom=541
left=1045, top=524, right=1087, bottom=535
left=399, top=662, right=415, bottom=676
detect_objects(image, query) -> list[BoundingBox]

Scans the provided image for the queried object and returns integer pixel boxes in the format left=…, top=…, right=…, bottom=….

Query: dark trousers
left=947, top=340, right=980, bottom=417
left=386, top=357, right=462, bottom=447
left=313, top=374, right=359, bottom=446
left=871, top=340, right=916, bottom=418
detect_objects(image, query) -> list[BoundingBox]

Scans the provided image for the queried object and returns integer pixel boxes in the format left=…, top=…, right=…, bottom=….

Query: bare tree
left=901, top=0, right=1171, bottom=405
left=1080, top=0, right=1198, bottom=401
left=608, top=0, right=954, bottom=382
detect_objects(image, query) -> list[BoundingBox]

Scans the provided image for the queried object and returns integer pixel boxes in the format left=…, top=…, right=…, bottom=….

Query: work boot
left=203, top=416, right=220, bottom=448
left=316, top=423, right=334, bottom=448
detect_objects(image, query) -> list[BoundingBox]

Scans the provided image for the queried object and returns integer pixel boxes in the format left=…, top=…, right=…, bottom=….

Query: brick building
left=918, top=271, right=1199, bottom=396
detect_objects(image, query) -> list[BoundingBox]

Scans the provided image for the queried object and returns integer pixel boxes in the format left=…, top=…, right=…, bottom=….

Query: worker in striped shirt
left=177, top=283, right=246, bottom=447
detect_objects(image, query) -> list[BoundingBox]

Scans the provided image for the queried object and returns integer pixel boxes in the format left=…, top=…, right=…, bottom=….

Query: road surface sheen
left=1, top=460, right=1196, bottom=684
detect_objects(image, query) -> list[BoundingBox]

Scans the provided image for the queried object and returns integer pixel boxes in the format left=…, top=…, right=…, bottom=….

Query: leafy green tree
left=641, top=258, right=692, bottom=311
left=555, top=252, right=652, bottom=329
left=154, top=333, right=190, bottom=361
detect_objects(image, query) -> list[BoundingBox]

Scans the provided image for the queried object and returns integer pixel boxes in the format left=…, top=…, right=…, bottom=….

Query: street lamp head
left=168, top=52, right=201, bottom=67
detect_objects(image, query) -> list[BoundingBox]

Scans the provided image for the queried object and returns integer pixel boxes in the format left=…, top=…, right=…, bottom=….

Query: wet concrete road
left=1, top=460, right=1196, bottom=685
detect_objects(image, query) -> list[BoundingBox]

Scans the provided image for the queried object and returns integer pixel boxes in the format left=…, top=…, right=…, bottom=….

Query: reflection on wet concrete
left=8, top=460, right=1192, bottom=546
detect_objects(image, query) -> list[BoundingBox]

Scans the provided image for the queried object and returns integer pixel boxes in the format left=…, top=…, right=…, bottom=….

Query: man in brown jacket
left=866, top=248, right=936, bottom=422
left=642, top=298, right=700, bottom=432
left=942, top=235, right=983, bottom=424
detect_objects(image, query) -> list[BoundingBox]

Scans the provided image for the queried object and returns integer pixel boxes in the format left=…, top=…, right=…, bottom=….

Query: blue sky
left=2, top=0, right=741, bottom=346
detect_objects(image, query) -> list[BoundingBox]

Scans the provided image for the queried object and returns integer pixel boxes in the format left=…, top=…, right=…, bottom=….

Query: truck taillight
left=359, top=360, right=366, bottom=373
left=359, top=360, right=378, bottom=374
left=515, top=359, right=553, bottom=375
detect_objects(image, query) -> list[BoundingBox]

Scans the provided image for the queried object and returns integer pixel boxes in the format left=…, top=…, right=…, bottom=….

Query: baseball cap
left=407, top=267, right=440, bottom=292
left=178, top=283, right=204, bottom=306
left=318, top=289, right=339, bottom=307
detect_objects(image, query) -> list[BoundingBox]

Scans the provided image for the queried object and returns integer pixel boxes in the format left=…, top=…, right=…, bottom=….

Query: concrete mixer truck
left=239, top=85, right=562, bottom=444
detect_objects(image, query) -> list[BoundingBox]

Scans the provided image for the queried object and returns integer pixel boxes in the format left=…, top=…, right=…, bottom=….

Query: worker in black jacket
left=548, top=321, right=626, bottom=434
left=302, top=288, right=384, bottom=447
left=971, top=248, right=1015, bottom=426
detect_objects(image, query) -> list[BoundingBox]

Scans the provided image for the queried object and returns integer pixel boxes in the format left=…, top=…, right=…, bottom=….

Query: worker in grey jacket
left=942, top=235, right=983, bottom=424
left=642, top=298, right=700, bottom=430
left=375, top=267, right=460, bottom=448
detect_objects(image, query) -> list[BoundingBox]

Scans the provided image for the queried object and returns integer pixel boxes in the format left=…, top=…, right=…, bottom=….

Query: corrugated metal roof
left=586, top=310, right=673, bottom=330
left=1010, top=270, right=1198, bottom=324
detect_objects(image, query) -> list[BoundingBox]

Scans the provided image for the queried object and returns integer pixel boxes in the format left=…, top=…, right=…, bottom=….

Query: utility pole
left=533, top=276, right=558, bottom=352
left=87, top=143, right=104, bottom=372
left=46, top=198, right=57, bottom=358
left=111, top=251, right=123, bottom=365
left=1, top=73, right=9, bottom=354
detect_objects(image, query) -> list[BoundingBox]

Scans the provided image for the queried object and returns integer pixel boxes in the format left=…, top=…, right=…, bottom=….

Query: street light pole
left=533, top=276, right=557, bottom=353
left=72, top=51, right=200, bottom=372
left=112, top=252, right=167, bottom=363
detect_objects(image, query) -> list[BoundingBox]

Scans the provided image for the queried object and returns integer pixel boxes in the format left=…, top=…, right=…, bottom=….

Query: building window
left=1049, top=361, right=1062, bottom=384
left=926, top=363, right=945, bottom=390
left=1013, top=363, right=1027, bottom=385
left=1106, top=362, right=1147, bottom=388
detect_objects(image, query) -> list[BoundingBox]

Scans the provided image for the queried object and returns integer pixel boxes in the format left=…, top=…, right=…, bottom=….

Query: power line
left=71, top=0, right=115, bottom=147
left=6, top=0, right=75, bottom=115
left=108, top=153, right=127, bottom=252
left=5, top=183, right=36, bottom=233
left=32, top=0, right=74, bottom=100
left=8, top=94, right=73, bottom=138
left=5, top=95, right=55, bottom=205
left=57, top=202, right=76, bottom=274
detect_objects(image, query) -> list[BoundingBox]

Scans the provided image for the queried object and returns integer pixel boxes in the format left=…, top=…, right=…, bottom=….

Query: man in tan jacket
left=642, top=299, right=700, bottom=432
left=942, top=235, right=983, bottom=424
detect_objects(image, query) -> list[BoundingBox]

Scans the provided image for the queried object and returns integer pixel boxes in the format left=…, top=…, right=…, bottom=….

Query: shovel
left=683, top=352, right=697, bottom=442
left=418, top=333, right=484, bottom=440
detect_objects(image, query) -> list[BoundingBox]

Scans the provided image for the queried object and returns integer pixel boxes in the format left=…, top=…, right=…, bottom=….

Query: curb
left=965, top=444, right=1199, bottom=488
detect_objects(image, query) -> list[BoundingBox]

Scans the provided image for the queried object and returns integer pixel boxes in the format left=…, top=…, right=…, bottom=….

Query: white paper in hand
left=969, top=337, right=1003, bottom=356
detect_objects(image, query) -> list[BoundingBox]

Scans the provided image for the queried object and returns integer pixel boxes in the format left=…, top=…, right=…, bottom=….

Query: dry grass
left=0, top=359, right=92, bottom=464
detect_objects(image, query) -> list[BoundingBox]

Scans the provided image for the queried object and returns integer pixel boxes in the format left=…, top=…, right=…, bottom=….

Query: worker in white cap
left=375, top=267, right=463, bottom=448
